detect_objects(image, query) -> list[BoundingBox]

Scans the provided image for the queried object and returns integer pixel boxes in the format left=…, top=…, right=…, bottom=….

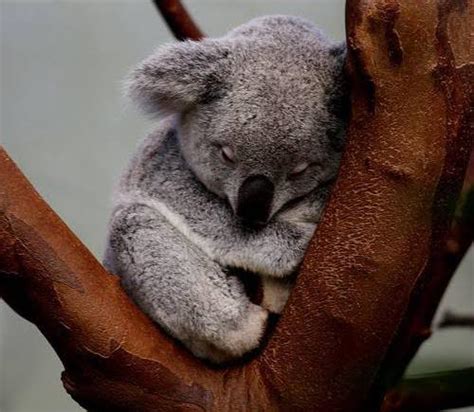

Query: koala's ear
left=126, top=40, right=231, bottom=116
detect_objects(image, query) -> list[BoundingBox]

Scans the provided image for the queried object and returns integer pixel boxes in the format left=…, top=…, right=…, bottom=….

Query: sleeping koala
left=104, top=15, right=347, bottom=363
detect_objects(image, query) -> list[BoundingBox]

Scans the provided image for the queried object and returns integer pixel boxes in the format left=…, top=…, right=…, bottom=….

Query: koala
left=104, top=15, right=347, bottom=363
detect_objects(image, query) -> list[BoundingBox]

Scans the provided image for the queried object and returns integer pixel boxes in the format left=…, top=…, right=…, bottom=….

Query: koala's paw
left=223, top=304, right=269, bottom=356
left=190, top=304, right=269, bottom=364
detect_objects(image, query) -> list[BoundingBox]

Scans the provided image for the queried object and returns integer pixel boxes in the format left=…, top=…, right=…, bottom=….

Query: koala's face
left=128, top=16, right=348, bottom=227
left=178, top=76, right=345, bottom=226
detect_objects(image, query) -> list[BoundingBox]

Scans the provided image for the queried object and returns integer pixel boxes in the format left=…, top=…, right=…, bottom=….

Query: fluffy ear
left=126, top=40, right=231, bottom=116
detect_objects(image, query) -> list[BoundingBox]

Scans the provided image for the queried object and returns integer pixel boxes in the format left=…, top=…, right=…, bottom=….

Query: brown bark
left=151, top=0, right=203, bottom=41
left=374, top=0, right=474, bottom=393
left=0, top=1, right=472, bottom=411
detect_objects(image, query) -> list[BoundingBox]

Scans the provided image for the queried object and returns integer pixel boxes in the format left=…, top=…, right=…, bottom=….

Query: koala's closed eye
left=288, top=162, right=321, bottom=180
left=214, top=144, right=236, bottom=165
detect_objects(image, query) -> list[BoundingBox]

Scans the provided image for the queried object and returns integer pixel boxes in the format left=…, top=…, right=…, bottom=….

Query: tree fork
left=0, top=0, right=472, bottom=411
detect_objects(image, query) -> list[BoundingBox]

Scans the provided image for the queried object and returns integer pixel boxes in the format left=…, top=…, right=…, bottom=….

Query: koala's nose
left=237, top=175, right=274, bottom=227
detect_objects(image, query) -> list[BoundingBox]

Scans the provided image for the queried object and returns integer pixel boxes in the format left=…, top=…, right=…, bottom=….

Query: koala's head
left=128, top=16, right=348, bottom=227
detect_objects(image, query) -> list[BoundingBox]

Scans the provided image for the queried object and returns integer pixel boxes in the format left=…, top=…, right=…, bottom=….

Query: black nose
left=236, top=175, right=274, bottom=226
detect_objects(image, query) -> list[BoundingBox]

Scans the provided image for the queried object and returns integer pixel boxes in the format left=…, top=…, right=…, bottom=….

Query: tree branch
left=0, top=1, right=472, bottom=411
left=444, top=150, right=474, bottom=280
left=151, top=0, right=203, bottom=41
left=438, top=310, right=474, bottom=328
left=381, top=369, right=474, bottom=412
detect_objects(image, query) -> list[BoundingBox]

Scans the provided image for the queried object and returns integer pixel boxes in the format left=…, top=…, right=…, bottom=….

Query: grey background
left=0, top=1, right=472, bottom=411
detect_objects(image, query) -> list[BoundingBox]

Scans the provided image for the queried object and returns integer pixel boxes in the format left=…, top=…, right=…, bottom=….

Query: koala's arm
left=208, top=220, right=310, bottom=314
left=217, top=220, right=313, bottom=314
left=104, top=203, right=268, bottom=363
left=211, top=185, right=329, bottom=279
left=213, top=219, right=316, bottom=279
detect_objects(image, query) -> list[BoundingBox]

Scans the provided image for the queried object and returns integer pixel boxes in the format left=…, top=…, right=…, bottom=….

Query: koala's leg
left=105, top=204, right=268, bottom=363
left=261, top=276, right=292, bottom=314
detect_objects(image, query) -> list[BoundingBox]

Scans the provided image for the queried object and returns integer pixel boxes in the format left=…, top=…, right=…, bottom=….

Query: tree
left=1, top=0, right=473, bottom=410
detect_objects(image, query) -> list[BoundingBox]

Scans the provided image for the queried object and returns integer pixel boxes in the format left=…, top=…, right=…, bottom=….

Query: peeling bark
left=0, top=1, right=472, bottom=411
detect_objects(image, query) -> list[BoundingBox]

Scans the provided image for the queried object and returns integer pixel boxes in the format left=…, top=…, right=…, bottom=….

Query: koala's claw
left=189, top=304, right=269, bottom=364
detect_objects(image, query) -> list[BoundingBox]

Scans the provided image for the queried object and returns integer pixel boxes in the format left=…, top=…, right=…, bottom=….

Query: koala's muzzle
left=237, top=175, right=274, bottom=226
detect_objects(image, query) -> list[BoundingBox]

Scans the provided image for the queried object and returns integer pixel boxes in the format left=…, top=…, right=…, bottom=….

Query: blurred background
left=0, top=0, right=472, bottom=411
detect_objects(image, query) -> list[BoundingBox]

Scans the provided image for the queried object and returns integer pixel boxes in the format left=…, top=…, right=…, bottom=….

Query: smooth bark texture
left=0, top=0, right=472, bottom=411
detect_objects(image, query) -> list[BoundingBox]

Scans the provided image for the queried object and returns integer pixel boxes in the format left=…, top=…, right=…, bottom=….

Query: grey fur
left=105, top=16, right=347, bottom=363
